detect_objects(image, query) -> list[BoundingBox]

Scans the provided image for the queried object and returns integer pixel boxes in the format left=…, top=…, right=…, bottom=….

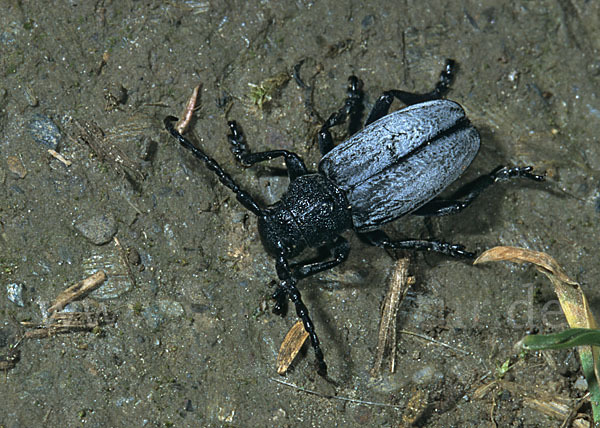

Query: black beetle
left=164, top=60, right=543, bottom=376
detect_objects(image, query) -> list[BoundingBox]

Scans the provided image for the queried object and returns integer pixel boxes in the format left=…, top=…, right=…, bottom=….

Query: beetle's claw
left=447, top=244, right=476, bottom=259
left=492, top=166, right=545, bottom=182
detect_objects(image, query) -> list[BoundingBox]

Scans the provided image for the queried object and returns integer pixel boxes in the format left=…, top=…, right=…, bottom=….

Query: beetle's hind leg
left=413, top=166, right=545, bottom=217
left=358, top=229, right=475, bottom=259
left=365, top=59, right=457, bottom=126
left=318, top=76, right=364, bottom=156
left=227, top=121, right=309, bottom=180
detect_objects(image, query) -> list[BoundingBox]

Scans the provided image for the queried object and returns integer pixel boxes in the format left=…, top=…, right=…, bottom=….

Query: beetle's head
left=257, top=203, right=307, bottom=259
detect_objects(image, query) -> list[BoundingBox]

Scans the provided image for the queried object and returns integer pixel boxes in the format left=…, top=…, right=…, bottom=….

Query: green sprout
left=248, top=72, right=290, bottom=109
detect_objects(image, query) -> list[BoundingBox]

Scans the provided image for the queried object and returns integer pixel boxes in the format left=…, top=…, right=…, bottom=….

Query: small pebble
left=574, top=376, right=588, bottom=391
left=7, top=283, right=24, bottom=307
left=412, top=365, right=443, bottom=385
left=75, top=214, right=117, bottom=245
left=142, top=300, right=184, bottom=330
left=23, top=84, right=39, bottom=107
left=28, top=113, right=61, bottom=149
left=139, top=136, right=157, bottom=161
left=127, top=247, right=141, bottom=266
left=6, top=156, right=27, bottom=178
left=158, top=299, right=184, bottom=318
left=142, top=305, right=164, bottom=330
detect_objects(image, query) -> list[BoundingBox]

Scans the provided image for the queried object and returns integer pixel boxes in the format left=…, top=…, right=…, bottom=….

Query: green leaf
left=522, top=328, right=600, bottom=350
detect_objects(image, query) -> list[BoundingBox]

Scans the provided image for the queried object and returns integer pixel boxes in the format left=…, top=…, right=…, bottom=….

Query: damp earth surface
left=1, top=1, right=600, bottom=426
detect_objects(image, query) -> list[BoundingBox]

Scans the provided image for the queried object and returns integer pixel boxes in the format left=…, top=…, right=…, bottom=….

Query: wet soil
left=1, top=1, right=600, bottom=426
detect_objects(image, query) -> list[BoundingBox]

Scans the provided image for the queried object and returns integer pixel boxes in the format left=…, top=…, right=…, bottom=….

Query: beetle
left=164, top=60, right=543, bottom=376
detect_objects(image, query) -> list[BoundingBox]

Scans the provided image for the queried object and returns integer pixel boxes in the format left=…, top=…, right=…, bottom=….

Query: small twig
left=47, top=149, right=72, bottom=166
left=269, top=378, right=403, bottom=409
left=48, top=271, right=107, bottom=314
left=398, top=330, right=470, bottom=355
left=23, top=311, right=112, bottom=339
left=371, top=258, right=413, bottom=377
left=123, top=197, right=142, bottom=215
left=560, top=392, right=589, bottom=428
left=490, top=394, right=498, bottom=428
left=176, top=83, right=201, bottom=134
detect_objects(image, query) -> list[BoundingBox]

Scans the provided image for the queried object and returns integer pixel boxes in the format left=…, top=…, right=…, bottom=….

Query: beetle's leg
left=365, top=59, right=456, bottom=125
left=359, top=229, right=475, bottom=259
left=291, top=236, right=350, bottom=279
left=318, top=76, right=364, bottom=156
left=227, top=121, right=309, bottom=181
left=274, top=255, right=328, bottom=376
left=165, top=116, right=263, bottom=216
left=413, top=165, right=545, bottom=217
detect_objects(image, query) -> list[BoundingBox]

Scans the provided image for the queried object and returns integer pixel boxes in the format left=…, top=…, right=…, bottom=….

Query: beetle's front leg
left=275, top=255, right=328, bottom=376
left=227, top=121, right=309, bottom=180
left=291, top=236, right=350, bottom=279
left=359, top=229, right=475, bottom=259
left=413, top=166, right=545, bottom=217
left=272, top=236, right=349, bottom=315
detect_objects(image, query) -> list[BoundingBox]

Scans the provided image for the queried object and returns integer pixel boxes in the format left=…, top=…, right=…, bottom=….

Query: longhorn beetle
left=164, top=60, right=543, bottom=376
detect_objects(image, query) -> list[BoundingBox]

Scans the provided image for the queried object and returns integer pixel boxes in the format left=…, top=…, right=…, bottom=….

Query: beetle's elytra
left=165, top=59, right=543, bottom=377
left=320, top=99, right=480, bottom=230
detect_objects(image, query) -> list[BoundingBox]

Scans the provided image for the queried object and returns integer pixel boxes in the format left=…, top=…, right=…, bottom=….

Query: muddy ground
left=1, top=1, right=600, bottom=427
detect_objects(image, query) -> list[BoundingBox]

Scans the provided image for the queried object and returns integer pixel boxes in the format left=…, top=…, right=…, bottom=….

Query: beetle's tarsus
left=358, top=230, right=475, bottom=259
left=414, top=164, right=545, bottom=217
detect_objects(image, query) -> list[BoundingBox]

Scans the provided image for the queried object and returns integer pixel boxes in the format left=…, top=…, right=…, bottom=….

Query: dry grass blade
left=474, top=246, right=600, bottom=423
left=474, top=246, right=576, bottom=285
left=474, top=246, right=595, bottom=330
left=176, top=83, right=201, bottom=134
left=277, top=320, right=309, bottom=375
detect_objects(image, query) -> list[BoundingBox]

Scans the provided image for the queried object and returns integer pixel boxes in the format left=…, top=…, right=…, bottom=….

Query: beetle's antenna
left=275, top=256, right=328, bottom=376
left=164, top=116, right=263, bottom=216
